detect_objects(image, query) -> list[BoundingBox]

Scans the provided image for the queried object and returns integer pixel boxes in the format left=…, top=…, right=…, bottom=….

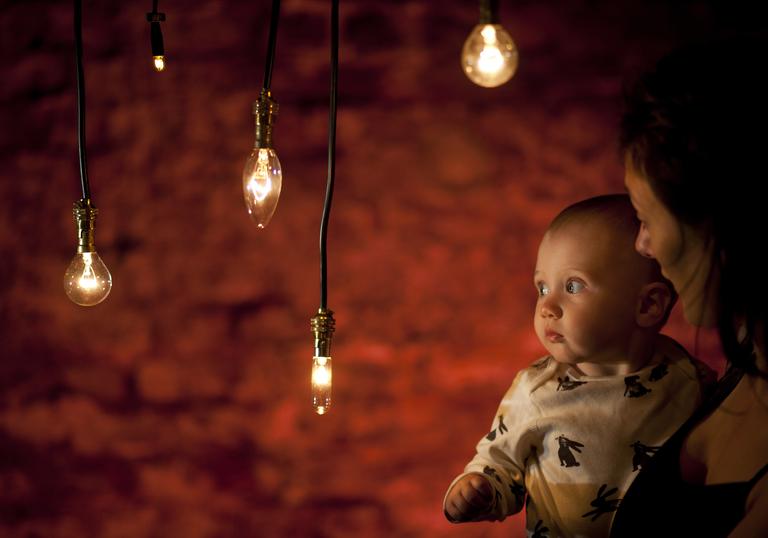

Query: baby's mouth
left=545, top=329, right=564, bottom=343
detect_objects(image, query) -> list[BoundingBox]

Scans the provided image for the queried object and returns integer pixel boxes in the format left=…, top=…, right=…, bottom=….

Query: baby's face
left=533, top=222, right=647, bottom=369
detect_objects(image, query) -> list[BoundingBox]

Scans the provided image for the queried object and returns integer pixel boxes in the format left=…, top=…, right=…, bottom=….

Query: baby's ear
left=636, top=282, right=673, bottom=328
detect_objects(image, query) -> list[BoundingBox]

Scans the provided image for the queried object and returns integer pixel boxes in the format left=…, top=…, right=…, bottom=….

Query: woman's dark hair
left=620, top=35, right=768, bottom=377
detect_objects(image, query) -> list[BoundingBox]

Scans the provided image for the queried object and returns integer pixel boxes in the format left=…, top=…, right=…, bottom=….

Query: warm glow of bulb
left=312, top=356, right=332, bottom=415
left=63, top=251, right=112, bottom=306
left=153, top=55, right=165, bottom=72
left=78, top=263, right=99, bottom=289
left=478, top=46, right=504, bottom=74
left=243, top=147, right=282, bottom=229
left=480, top=25, right=498, bottom=43
left=312, top=359, right=332, bottom=386
left=461, top=24, right=519, bottom=88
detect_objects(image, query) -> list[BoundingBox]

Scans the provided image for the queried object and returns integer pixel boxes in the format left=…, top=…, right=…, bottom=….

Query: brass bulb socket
left=311, top=308, right=336, bottom=358
left=72, top=198, right=98, bottom=254
left=252, top=89, right=279, bottom=149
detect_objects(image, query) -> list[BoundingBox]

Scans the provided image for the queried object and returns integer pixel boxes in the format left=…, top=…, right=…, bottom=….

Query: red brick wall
left=0, top=1, right=752, bottom=536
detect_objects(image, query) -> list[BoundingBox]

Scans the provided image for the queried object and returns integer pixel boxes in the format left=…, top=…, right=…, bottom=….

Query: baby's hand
left=444, top=473, right=494, bottom=523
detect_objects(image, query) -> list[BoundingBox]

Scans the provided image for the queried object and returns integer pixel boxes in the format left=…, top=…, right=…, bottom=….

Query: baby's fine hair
left=548, top=193, right=641, bottom=243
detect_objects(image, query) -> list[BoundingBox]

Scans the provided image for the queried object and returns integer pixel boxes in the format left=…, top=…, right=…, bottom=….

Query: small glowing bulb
left=243, top=147, right=282, bottom=228
left=312, top=355, right=332, bottom=415
left=461, top=24, right=518, bottom=88
left=63, top=251, right=112, bottom=306
left=153, top=55, right=165, bottom=72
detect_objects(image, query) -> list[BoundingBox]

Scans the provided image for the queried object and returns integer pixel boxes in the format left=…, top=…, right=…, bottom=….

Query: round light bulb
left=63, top=251, right=112, bottom=306
left=311, top=355, right=332, bottom=415
left=153, top=55, right=165, bottom=72
left=461, top=24, right=518, bottom=88
left=243, top=147, right=282, bottom=229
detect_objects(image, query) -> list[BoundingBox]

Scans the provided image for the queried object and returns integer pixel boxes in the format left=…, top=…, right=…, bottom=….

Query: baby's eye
left=565, top=279, right=585, bottom=294
left=536, top=282, right=550, bottom=296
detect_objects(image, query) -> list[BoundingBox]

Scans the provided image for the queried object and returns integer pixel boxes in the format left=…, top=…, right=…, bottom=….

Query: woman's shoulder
left=732, top=467, right=768, bottom=537
left=686, top=372, right=768, bottom=484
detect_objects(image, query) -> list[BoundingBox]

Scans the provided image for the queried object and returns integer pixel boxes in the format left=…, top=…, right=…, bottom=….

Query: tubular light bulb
left=461, top=24, right=518, bottom=88
left=312, top=355, right=332, bottom=415
left=64, top=251, right=112, bottom=306
left=243, top=147, right=282, bottom=228
left=147, top=12, right=166, bottom=74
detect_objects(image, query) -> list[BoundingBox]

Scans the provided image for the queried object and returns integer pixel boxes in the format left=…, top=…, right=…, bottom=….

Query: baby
left=443, top=194, right=714, bottom=537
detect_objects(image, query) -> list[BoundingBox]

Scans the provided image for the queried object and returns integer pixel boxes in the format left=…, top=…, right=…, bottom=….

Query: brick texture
left=1, top=1, right=754, bottom=536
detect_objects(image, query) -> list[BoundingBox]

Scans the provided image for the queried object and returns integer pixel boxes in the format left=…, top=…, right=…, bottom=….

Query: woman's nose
left=635, top=223, right=654, bottom=258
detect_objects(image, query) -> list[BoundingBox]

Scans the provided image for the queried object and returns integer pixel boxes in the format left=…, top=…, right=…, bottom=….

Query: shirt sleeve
left=444, top=367, right=544, bottom=521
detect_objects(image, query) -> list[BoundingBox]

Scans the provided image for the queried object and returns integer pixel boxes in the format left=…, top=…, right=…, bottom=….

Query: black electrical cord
left=479, top=0, right=500, bottom=24
left=74, top=0, right=91, bottom=200
left=263, top=0, right=281, bottom=91
left=319, top=0, right=339, bottom=311
left=147, top=1, right=166, bottom=61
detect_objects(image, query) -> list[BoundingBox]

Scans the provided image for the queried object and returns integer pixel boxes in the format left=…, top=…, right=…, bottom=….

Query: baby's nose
left=540, top=298, right=562, bottom=319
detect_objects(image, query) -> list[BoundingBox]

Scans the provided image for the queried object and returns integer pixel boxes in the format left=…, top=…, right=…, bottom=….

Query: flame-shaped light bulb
left=243, top=91, right=282, bottom=228
left=64, top=199, right=112, bottom=306
left=461, top=24, right=518, bottom=88
left=311, top=309, right=335, bottom=415
left=312, top=355, right=332, bottom=415
left=153, top=55, right=165, bottom=72
left=243, top=147, right=282, bottom=228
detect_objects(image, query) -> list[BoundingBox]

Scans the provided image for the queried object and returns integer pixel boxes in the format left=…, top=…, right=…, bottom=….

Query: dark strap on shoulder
left=695, top=365, right=745, bottom=421
left=749, top=463, right=768, bottom=487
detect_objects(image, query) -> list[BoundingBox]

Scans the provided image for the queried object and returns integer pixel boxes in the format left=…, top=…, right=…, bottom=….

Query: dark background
left=1, top=1, right=763, bottom=536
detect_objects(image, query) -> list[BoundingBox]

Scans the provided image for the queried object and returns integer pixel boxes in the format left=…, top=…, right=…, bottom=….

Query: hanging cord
left=147, top=0, right=166, bottom=60
left=320, top=0, right=339, bottom=311
left=263, top=0, right=281, bottom=91
left=479, top=0, right=500, bottom=24
left=74, top=0, right=91, bottom=200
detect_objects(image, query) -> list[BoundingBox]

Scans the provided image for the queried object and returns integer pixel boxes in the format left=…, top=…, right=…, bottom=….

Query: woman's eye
left=537, top=283, right=550, bottom=296
left=565, top=280, right=585, bottom=294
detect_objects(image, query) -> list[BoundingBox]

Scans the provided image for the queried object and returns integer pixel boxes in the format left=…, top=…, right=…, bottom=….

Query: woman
left=611, top=37, right=768, bottom=536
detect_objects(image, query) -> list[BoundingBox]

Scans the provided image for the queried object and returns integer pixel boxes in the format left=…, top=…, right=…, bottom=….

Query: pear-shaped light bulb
left=243, top=147, right=282, bottom=229
left=153, top=55, right=165, bottom=72
left=64, top=251, right=112, bottom=306
left=312, top=355, right=332, bottom=415
left=461, top=24, right=518, bottom=88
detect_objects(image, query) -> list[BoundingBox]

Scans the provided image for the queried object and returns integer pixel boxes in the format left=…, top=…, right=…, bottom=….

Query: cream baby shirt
left=444, top=335, right=714, bottom=538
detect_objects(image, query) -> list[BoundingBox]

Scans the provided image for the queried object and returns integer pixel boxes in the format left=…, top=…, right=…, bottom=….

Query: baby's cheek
left=532, top=314, right=543, bottom=334
left=568, top=316, right=603, bottom=350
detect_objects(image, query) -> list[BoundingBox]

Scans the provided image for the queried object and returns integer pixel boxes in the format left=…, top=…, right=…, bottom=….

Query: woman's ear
left=636, top=282, right=673, bottom=328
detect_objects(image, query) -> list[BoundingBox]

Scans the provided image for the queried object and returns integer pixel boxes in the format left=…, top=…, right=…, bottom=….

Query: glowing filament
left=312, top=356, right=332, bottom=415
left=461, top=23, right=519, bottom=88
left=246, top=151, right=273, bottom=202
left=242, top=147, right=282, bottom=229
left=153, top=56, right=165, bottom=72
left=78, top=253, right=98, bottom=289
left=478, top=46, right=504, bottom=74
left=64, top=251, right=112, bottom=306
